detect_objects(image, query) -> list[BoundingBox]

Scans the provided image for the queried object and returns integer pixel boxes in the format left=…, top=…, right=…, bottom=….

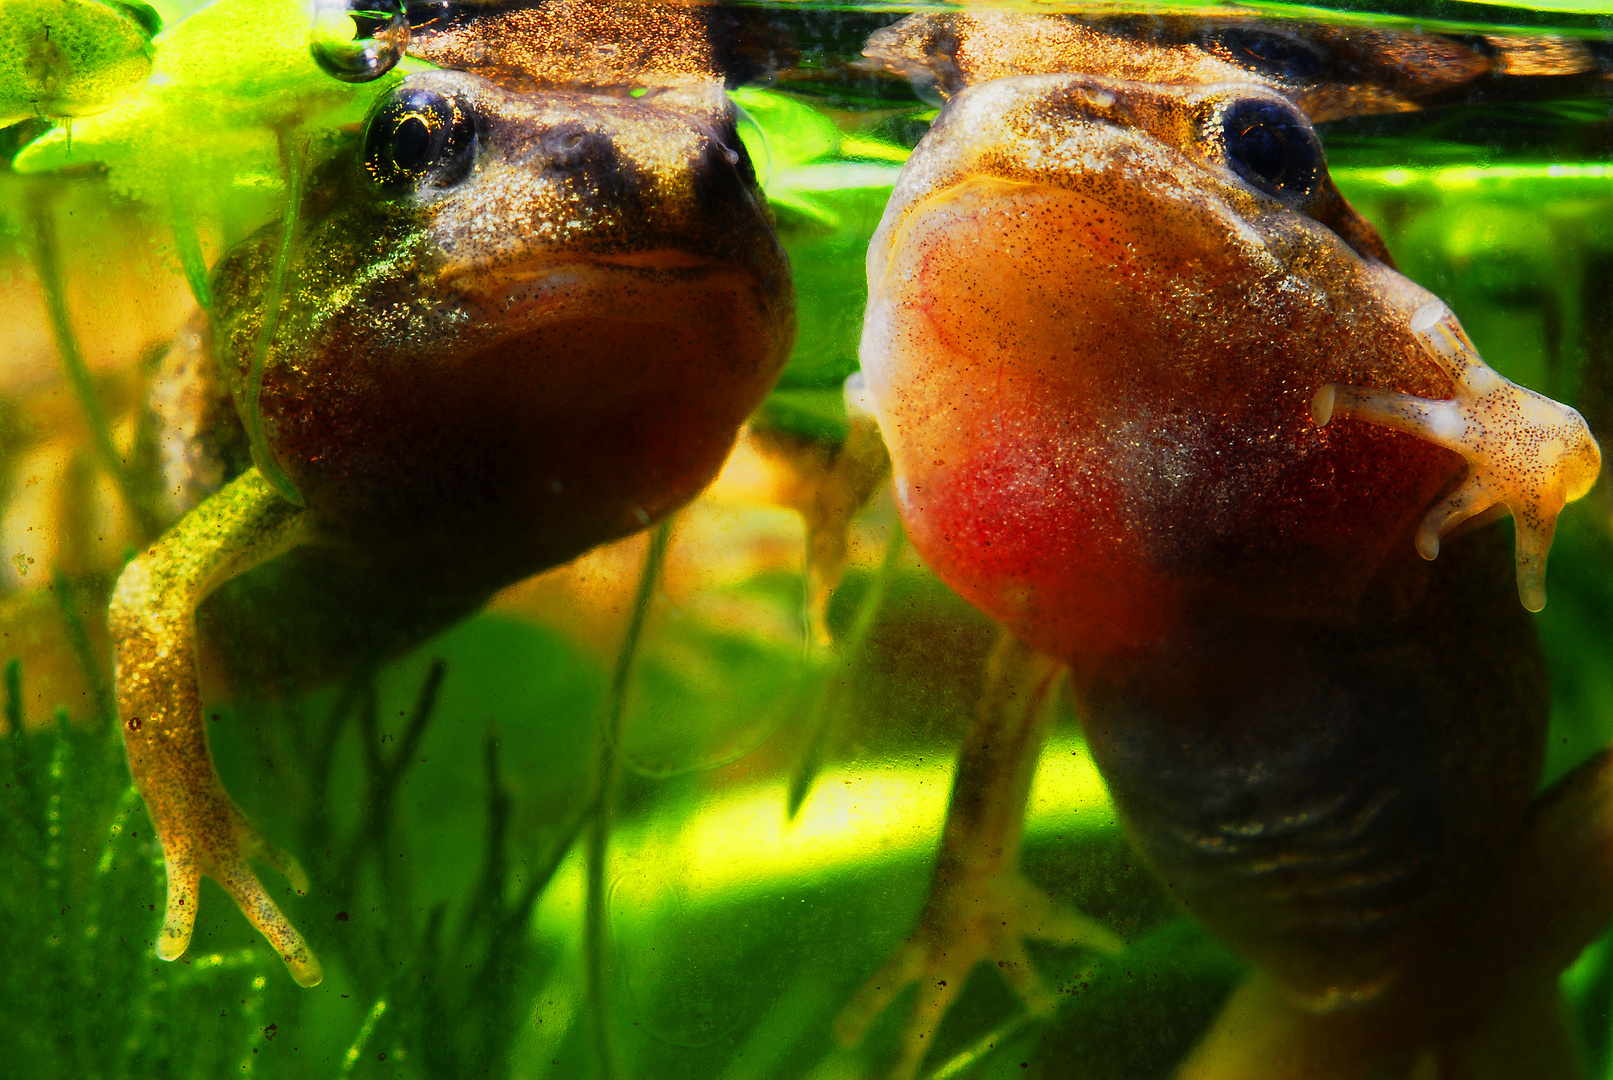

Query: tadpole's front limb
left=835, top=630, right=1123, bottom=1080
left=110, top=467, right=320, bottom=986
left=1314, top=298, right=1601, bottom=612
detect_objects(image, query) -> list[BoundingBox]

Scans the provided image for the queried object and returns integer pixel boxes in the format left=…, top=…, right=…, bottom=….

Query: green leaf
left=733, top=88, right=914, bottom=419
left=0, top=0, right=156, bottom=125
left=13, top=0, right=421, bottom=220
left=731, top=86, right=844, bottom=173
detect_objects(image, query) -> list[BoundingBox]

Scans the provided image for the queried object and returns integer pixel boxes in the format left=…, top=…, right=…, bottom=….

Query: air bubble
left=311, top=0, right=409, bottom=83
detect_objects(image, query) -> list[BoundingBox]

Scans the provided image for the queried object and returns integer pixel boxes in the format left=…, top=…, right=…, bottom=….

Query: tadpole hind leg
left=111, top=467, right=322, bottom=986
left=834, top=630, right=1123, bottom=1080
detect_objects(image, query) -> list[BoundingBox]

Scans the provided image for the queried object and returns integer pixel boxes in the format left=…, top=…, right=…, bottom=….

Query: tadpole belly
left=1077, top=524, right=1549, bottom=1007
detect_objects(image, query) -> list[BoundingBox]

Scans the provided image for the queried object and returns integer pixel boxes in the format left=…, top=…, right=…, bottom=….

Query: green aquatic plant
left=12, top=0, right=409, bottom=217
left=245, top=658, right=589, bottom=1080
left=0, top=654, right=278, bottom=1077
left=0, top=566, right=608, bottom=1077
left=0, top=0, right=158, bottom=126
left=15, top=533, right=1613, bottom=1078
left=585, top=522, right=671, bottom=1080
left=237, top=131, right=307, bottom=506
left=732, top=87, right=918, bottom=443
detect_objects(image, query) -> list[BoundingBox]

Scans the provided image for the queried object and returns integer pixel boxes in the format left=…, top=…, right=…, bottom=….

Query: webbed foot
left=1313, top=298, right=1600, bottom=612
left=835, top=869, right=1122, bottom=1080
left=148, top=778, right=321, bottom=985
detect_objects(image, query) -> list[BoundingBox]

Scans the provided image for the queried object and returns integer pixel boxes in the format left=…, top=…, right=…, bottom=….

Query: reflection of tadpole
left=745, top=403, right=896, bottom=817
left=751, top=413, right=892, bottom=651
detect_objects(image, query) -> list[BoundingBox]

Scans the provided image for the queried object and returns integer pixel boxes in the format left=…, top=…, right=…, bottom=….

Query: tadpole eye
left=364, top=87, right=476, bottom=188
left=1219, top=98, right=1322, bottom=204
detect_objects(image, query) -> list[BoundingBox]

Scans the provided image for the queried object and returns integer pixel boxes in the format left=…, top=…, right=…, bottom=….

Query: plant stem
left=244, top=129, right=308, bottom=507
left=585, top=520, right=672, bottom=1080
left=787, top=523, right=905, bottom=817
left=170, top=197, right=213, bottom=312
left=51, top=568, right=116, bottom=729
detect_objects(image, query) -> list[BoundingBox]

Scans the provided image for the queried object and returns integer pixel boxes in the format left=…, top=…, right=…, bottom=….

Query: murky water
left=3, top=2, right=1613, bottom=1078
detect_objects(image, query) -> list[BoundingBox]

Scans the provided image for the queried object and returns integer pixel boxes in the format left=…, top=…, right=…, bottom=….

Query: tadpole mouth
left=581, top=250, right=715, bottom=270
left=371, top=247, right=791, bottom=422
left=441, top=246, right=722, bottom=287
left=430, top=248, right=782, bottom=365
left=439, top=248, right=749, bottom=322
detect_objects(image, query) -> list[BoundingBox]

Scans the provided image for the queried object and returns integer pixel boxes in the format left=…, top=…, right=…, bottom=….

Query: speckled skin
left=858, top=73, right=1567, bottom=1023
left=216, top=71, right=793, bottom=587
left=1082, top=525, right=1545, bottom=1008
left=111, top=67, right=793, bottom=984
left=865, top=76, right=1463, bottom=671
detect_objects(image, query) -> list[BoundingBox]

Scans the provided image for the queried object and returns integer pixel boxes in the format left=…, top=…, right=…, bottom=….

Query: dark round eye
left=1220, top=98, right=1321, bottom=204
left=1207, top=27, right=1326, bottom=81
left=364, top=87, right=476, bottom=188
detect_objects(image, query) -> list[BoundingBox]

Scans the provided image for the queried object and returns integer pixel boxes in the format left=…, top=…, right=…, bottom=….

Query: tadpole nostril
left=690, top=134, right=753, bottom=212
left=541, top=124, right=607, bottom=166
left=534, top=122, right=638, bottom=203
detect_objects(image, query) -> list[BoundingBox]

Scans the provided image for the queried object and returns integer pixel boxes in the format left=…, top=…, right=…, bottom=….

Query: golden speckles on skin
left=407, top=0, right=718, bottom=92
left=871, top=12, right=1259, bottom=100
left=399, top=78, right=745, bottom=269
left=871, top=78, right=1326, bottom=302
left=1484, top=34, right=1598, bottom=77
left=1314, top=299, right=1601, bottom=612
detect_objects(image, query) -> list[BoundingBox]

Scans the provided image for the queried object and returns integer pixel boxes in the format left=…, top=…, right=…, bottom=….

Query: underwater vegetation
left=0, top=571, right=599, bottom=1077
